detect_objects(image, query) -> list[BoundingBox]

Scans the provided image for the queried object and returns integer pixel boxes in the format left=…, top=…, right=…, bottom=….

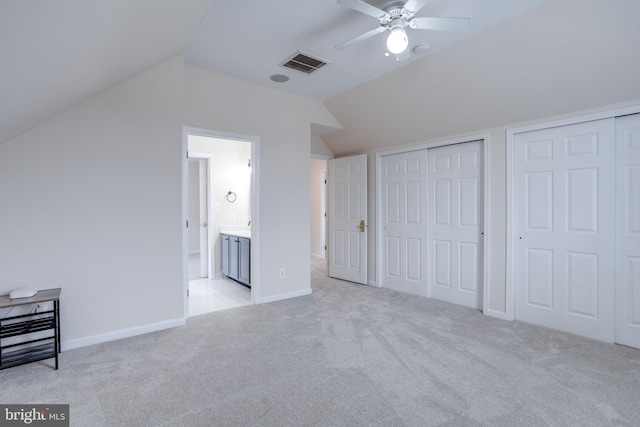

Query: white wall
left=188, top=135, right=252, bottom=275
left=184, top=66, right=341, bottom=303
left=0, top=57, right=185, bottom=348
left=0, top=58, right=342, bottom=348
left=311, top=135, right=334, bottom=158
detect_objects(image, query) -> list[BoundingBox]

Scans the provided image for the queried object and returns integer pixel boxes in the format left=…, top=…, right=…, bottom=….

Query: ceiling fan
left=335, top=0, right=470, bottom=55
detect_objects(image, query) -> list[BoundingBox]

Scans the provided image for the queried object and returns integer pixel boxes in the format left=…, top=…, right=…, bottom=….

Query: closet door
left=615, top=114, right=640, bottom=349
left=514, top=119, right=616, bottom=342
left=427, top=141, right=483, bottom=309
left=379, top=149, right=428, bottom=296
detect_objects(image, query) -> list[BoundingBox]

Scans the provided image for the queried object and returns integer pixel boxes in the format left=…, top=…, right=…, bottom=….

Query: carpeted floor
left=1, top=258, right=639, bottom=426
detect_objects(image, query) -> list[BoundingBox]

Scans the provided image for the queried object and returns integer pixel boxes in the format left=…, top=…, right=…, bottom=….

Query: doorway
left=183, top=127, right=258, bottom=317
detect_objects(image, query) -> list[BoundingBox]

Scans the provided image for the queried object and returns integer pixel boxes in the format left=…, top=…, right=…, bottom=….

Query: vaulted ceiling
left=182, top=0, right=547, bottom=100
left=323, top=0, right=640, bottom=155
left=0, top=0, right=212, bottom=144
left=2, top=0, right=640, bottom=156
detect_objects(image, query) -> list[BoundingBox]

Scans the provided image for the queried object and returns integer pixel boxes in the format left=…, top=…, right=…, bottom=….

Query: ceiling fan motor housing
left=388, top=17, right=408, bottom=31
left=334, top=0, right=470, bottom=52
left=379, top=3, right=417, bottom=27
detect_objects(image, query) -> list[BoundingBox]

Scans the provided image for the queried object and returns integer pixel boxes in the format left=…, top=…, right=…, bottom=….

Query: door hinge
left=324, top=179, right=327, bottom=184
left=186, top=220, right=189, bottom=228
left=187, top=289, right=189, bottom=297
left=324, top=245, right=327, bottom=250
left=324, top=212, right=327, bottom=217
left=186, top=151, right=189, bottom=159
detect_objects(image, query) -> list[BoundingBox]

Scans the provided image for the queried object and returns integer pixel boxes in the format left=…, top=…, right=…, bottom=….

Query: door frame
left=375, top=133, right=491, bottom=315
left=188, top=152, right=213, bottom=279
left=320, top=169, right=327, bottom=259
left=505, top=104, right=640, bottom=322
left=182, top=126, right=260, bottom=319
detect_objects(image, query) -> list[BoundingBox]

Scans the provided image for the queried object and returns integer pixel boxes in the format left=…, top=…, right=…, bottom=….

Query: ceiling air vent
left=282, top=52, right=330, bottom=74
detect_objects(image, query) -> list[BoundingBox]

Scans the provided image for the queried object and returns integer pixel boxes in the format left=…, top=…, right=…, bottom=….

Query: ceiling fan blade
left=337, top=0, right=387, bottom=19
left=409, top=16, right=470, bottom=31
left=403, top=0, right=430, bottom=14
left=335, top=26, right=386, bottom=50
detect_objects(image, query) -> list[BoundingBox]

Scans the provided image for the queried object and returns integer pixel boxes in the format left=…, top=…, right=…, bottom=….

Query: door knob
left=201, top=223, right=207, bottom=227
left=359, top=220, right=365, bottom=232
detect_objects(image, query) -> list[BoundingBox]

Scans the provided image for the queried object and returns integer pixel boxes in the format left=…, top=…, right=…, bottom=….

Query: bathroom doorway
left=184, top=128, right=257, bottom=317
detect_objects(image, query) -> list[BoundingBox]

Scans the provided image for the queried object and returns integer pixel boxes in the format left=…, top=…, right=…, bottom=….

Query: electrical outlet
left=279, top=268, right=286, bottom=278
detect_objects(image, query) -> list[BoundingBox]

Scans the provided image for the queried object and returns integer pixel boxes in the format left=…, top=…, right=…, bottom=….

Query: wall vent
left=282, top=52, right=330, bottom=74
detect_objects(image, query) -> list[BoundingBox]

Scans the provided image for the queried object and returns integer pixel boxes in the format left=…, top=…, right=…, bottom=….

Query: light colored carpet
left=1, top=258, right=639, bottom=426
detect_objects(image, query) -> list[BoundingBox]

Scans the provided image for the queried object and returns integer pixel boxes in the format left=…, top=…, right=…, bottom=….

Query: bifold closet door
left=514, top=119, right=616, bottom=342
left=379, top=150, right=428, bottom=296
left=615, top=114, right=640, bottom=349
left=427, top=141, right=483, bottom=309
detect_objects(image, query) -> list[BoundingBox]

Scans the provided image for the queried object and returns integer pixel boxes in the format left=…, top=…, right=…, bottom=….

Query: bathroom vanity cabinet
left=221, top=233, right=251, bottom=287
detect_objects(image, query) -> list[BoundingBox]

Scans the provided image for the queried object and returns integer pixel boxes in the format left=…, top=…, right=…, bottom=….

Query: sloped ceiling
left=322, top=0, right=640, bottom=155
left=1, top=0, right=549, bottom=147
left=182, top=0, right=547, bottom=100
left=1, top=0, right=639, bottom=155
left=0, top=0, right=213, bottom=144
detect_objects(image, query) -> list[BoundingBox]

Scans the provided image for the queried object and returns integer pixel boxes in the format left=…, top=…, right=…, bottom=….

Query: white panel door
left=380, top=150, right=428, bottom=296
left=428, top=141, right=483, bottom=309
left=615, top=114, right=640, bottom=349
left=328, top=155, right=367, bottom=284
left=514, top=119, right=615, bottom=342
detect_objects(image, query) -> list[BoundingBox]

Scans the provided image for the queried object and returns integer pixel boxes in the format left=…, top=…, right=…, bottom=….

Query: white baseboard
left=61, top=318, right=186, bottom=351
left=484, top=308, right=507, bottom=321
left=254, top=288, right=312, bottom=304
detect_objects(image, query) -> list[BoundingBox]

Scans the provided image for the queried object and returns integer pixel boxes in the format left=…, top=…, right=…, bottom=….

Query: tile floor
left=188, top=253, right=252, bottom=316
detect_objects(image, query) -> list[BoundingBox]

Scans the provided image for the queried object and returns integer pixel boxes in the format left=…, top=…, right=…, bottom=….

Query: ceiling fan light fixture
left=386, top=27, right=408, bottom=54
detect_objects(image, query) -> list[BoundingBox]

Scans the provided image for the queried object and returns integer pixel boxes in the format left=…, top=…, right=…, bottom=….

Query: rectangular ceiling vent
left=282, top=52, right=330, bottom=74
